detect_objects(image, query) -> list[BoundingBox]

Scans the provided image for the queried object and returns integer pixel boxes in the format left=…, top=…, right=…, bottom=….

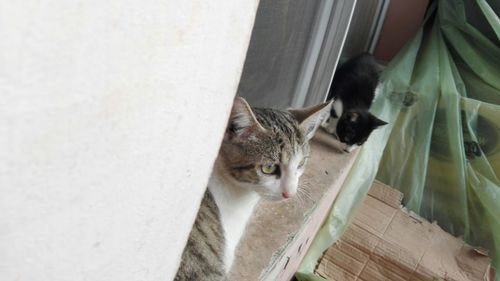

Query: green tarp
left=297, top=0, right=500, bottom=280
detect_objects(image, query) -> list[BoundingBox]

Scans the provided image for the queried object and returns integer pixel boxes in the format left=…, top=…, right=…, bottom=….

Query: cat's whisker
left=300, top=192, right=313, bottom=203
left=298, top=181, right=312, bottom=191
left=299, top=186, right=314, bottom=201
left=300, top=178, right=314, bottom=188
left=296, top=192, right=308, bottom=208
left=298, top=187, right=311, bottom=196
left=300, top=182, right=312, bottom=190
left=297, top=187, right=314, bottom=204
left=292, top=187, right=306, bottom=206
left=300, top=185, right=312, bottom=193
left=299, top=184, right=309, bottom=191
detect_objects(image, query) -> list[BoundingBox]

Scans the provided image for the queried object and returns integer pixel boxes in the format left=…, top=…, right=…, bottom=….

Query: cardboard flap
left=315, top=181, right=496, bottom=281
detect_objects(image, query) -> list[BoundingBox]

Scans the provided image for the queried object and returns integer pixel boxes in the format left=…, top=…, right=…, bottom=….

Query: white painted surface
left=0, top=1, right=259, bottom=280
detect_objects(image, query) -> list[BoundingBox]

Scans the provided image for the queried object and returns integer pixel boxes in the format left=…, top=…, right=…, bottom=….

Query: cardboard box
left=315, top=181, right=496, bottom=281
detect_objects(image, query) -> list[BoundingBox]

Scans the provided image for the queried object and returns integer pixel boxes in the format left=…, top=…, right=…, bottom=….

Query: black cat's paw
left=343, top=144, right=358, bottom=153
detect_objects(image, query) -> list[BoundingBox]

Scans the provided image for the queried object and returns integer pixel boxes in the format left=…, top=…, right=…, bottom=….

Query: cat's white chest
left=208, top=178, right=260, bottom=272
left=332, top=99, right=343, bottom=117
left=322, top=99, right=342, bottom=136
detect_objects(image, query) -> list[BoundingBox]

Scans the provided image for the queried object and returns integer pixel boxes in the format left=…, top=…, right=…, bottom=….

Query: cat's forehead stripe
left=253, top=108, right=304, bottom=142
left=252, top=107, right=307, bottom=165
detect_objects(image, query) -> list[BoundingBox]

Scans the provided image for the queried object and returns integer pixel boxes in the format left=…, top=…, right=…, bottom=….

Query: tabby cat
left=174, top=97, right=331, bottom=281
left=323, top=53, right=387, bottom=152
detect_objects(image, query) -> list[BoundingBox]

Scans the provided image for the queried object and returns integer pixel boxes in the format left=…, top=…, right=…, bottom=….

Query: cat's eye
left=261, top=164, right=277, bottom=174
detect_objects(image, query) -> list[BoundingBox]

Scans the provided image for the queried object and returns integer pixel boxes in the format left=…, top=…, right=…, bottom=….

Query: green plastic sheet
left=296, top=0, right=500, bottom=279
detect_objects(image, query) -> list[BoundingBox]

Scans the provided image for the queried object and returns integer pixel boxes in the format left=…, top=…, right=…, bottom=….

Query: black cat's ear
left=371, top=115, right=388, bottom=128
left=347, top=111, right=360, bottom=122
left=225, top=97, right=266, bottom=141
left=289, top=101, right=332, bottom=140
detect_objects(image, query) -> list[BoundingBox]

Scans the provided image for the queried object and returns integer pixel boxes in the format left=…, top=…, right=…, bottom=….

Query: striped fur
left=174, top=192, right=226, bottom=281
left=174, top=98, right=331, bottom=280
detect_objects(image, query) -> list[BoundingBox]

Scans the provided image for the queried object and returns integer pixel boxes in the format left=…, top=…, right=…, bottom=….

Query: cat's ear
left=289, top=101, right=332, bottom=140
left=371, top=115, right=388, bottom=128
left=225, top=97, right=265, bottom=141
left=346, top=111, right=360, bottom=122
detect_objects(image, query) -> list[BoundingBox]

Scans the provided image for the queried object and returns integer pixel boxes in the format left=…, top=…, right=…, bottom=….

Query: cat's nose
left=282, top=191, right=295, bottom=199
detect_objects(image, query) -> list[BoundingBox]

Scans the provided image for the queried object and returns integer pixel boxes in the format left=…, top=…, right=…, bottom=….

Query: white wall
left=0, top=1, right=259, bottom=280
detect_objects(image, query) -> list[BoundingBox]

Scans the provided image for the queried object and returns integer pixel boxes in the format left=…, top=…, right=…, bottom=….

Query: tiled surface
left=228, top=130, right=358, bottom=281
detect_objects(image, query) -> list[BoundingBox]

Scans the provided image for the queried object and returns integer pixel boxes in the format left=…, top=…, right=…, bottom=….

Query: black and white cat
left=323, top=53, right=387, bottom=152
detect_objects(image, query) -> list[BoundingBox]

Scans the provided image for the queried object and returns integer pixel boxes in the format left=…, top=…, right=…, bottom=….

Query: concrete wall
left=0, top=1, right=259, bottom=280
